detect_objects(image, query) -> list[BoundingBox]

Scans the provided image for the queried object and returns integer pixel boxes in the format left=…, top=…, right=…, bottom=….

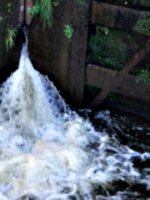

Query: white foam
left=0, top=46, right=149, bottom=199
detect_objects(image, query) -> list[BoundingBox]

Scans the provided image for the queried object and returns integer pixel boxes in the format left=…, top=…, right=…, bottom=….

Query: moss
left=134, top=12, right=150, bottom=36
left=88, top=26, right=150, bottom=76
left=133, top=0, right=150, bottom=8
left=75, top=0, right=86, bottom=5
left=88, top=27, right=132, bottom=71
left=138, top=69, right=150, bottom=83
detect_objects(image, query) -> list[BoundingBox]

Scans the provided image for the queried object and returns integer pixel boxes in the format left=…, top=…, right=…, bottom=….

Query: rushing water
left=0, top=45, right=149, bottom=200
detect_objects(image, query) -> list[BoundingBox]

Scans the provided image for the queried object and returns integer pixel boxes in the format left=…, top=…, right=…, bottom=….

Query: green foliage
left=40, top=0, right=53, bottom=29
left=52, top=0, right=60, bottom=6
left=133, top=0, right=150, bottom=7
left=88, top=27, right=130, bottom=71
left=76, top=0, right=86, bottom=5
left=96, top=26, right=109, bottom=35
left=138, top=69, right=150, bottom=83
left=5, top=26, right=16, bottom=52
left=64, top=25, right=74, bottom=41
left=7, top=2, right=11, bottom=13
left=29, top=2, right=40, bottom=18
left=29, top=0, right=54, bottom=29
left=134, top=12, right=150, bottom=36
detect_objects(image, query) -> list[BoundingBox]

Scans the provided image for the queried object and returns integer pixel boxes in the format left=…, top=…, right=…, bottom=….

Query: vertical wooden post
left=51, top=0, right=73, bottom=94
left=68, top=1, right=90, bottom=106
left=25, top=0, right=33, bottom=25
left=12, top=0, right=24, bottom=27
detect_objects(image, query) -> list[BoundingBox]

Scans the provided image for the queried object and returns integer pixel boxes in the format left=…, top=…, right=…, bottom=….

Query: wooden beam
left=68, top=1, right=90, bottom=106
left=52, top=0, right=73, bottom=93
left=91, top=1, right=145, bottom=34
left=87, top=64, right=150, bottom=102
left=89, top=41, right=150, bottom=109
left=12, top=0, right=24, bottom=27
left=25, top=0, right=33, bottom=25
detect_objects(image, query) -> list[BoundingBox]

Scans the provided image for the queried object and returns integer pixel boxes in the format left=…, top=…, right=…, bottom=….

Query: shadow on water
left=78, top=107, right=150, bottom=152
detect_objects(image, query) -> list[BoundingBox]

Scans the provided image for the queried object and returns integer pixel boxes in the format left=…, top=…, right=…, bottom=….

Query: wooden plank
left=68, top=1, right=90, bottom=105
left=25, top=0, right=33, bottom=25
left=87, top=64, right=150, bottom=102
left=91, top=1, right=143, bottom=33
left=28, top=0, right=73, bottom=96
left=51, top=0, right=73, bottom=93
left=12, top=0, right=24, bottom=27
left=89, top=41, right=150, bottom=108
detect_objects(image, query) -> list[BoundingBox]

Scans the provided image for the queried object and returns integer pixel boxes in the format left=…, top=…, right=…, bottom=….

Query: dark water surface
left=78, top=108, right=150, bottom=199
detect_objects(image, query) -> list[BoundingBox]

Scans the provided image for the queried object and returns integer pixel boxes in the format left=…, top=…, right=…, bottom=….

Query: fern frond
left=40, top=0, right=53, bottom=29
left=5, top=26, right=16, bottom=52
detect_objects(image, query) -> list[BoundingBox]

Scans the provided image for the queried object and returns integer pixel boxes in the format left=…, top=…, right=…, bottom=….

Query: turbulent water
left=0, top=45, right=149, bottom=200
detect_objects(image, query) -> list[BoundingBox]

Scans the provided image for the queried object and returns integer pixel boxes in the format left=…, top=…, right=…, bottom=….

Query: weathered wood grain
left=68, top=1, right=90, bottom=105
left=87, top=64, right=150, bottom=102
left=88, top=41, right=150, bottom=108
left=91, top=2, right=143, bottom=33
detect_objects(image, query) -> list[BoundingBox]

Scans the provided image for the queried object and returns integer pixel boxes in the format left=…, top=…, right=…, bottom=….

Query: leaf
left=52, top=0, right=60, bottom=6
left=5, top=26, right=16, bottom=52
left=8, top=8, right=11, bottom=13
left=7, top=3, right=11, bottom=8
left=104, top=27, right=109, bottom=35
left=64, top=24, right=74, bottom=41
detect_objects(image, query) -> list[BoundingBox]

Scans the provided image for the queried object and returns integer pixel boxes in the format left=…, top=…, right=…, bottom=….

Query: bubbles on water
left=0, top=47, right=149, bottom=199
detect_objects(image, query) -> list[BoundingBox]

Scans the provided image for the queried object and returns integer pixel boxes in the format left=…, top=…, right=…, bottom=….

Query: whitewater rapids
left=0, top=45, right=149, bottom=200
